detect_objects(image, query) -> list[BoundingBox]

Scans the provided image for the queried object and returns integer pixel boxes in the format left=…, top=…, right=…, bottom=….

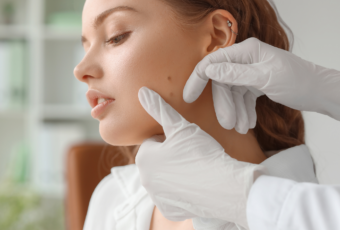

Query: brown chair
left=65, top=142, right=135, bottom=230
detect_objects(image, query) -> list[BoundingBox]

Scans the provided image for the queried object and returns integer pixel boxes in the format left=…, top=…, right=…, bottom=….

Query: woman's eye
left=105, top=32, right=129, bottom=46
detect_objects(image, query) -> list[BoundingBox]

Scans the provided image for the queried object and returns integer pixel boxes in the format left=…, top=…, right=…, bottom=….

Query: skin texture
left=74, top=0, right=267, bottom=229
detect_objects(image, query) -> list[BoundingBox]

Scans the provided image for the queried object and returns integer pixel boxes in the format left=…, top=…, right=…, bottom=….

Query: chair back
left=65, top=143, right=130, bottom=230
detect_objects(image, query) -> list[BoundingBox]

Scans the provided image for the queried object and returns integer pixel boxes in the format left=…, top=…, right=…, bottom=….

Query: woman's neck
left=180, top=80, right=267, bottom=164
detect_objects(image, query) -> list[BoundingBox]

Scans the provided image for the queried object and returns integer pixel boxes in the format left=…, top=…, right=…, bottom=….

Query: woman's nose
left=74, top=52, right=103, bottom=83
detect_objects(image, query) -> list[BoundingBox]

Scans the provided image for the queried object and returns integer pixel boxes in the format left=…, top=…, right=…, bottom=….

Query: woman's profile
left=74, top=0, right=318, bottom=229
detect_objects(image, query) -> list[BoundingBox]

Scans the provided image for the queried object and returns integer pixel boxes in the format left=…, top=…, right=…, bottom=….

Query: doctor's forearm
left=246, top=175, right=340, bottom=230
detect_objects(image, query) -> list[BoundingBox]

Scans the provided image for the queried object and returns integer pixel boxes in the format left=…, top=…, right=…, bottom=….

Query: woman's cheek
left=97, top=79, right=164, bottom=146
left=97, top=37, right=188, bottom=145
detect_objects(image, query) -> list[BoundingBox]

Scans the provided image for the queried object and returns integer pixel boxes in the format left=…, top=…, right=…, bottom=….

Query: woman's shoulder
left=83, top=164, right=151, bottom=230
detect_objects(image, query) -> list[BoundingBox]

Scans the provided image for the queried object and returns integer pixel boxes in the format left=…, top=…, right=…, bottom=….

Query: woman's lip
left=86, top=89, right=115, bottom=108
left=91, top=99, right=115, bottom=119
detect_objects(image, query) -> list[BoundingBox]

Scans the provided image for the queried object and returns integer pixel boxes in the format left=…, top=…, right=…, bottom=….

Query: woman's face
left=75, top=0, right=215, bottom=145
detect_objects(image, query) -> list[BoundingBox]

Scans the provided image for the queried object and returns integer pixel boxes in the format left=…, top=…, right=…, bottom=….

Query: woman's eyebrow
left=81, top=5, right=138, bottom=46
left=93, top=5, right=138, bottom=28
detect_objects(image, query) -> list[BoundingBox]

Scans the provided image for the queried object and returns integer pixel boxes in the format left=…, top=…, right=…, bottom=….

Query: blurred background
left=0, top=0, right=339, bottom=229
left=0, top=0, right=102, bottom=229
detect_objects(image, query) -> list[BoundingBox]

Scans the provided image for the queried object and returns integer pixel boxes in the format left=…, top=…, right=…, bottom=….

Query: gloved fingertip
left=235, top=125, right=248, bottom=135
left=138, top=86, right=158, bottom=111
left=183, top=72, right=209, bottom=103
left=183, top=87, right=197, bottom=103
left=138, top=86, right=146, bottom=97
left=138, top=86, right=152, bottom=99
left=138, top=86, right=149, bottom=106
left=217, top=116, right=236, bottom=130
left=222, top=123, right=235, bottom=130
left=249, top=118, right=257, bottom=129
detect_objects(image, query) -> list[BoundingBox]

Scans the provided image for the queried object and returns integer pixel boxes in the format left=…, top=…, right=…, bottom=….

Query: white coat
left=247, top=170, right=340, bottom=230
left=83, top=144, right=318, bottom=230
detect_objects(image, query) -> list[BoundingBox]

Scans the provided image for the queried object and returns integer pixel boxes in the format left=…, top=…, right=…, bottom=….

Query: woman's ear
left=203, top=9, right=238, bottom=53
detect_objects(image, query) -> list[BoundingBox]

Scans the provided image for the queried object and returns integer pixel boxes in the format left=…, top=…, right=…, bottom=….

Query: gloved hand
left=183, top=37, right=340, bottom=134
left=135, top=86, right=266, bottom=230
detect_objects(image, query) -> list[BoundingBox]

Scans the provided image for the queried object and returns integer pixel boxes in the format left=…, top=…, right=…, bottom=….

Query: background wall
left=0, top=0, right=96, bottom=229
left=274, top=0, right=340, bottom=184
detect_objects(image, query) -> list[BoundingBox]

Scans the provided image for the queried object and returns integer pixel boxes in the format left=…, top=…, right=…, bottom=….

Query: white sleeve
left=247, top=175, right=340, bottom=230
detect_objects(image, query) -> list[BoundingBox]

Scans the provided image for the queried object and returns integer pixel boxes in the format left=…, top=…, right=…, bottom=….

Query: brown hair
left=104, top=0, right=304, bottom=164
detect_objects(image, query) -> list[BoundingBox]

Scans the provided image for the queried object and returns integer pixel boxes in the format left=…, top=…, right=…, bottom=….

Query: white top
left=247, top=175, right=340, bottom=230
left=247, top=149, right=340, bottom=230
left=83, top=144, right=318, bottom=230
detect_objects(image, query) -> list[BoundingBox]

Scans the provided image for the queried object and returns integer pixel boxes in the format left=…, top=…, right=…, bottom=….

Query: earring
left=227, top=20, right=238, bottom=36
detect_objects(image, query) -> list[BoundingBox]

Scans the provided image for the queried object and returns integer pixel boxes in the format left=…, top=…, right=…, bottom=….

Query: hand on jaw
left=136, top=86, right=266, bottom=229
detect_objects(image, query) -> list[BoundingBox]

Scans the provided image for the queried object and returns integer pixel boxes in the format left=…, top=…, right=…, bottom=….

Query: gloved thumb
left=138, top=87, right=190, bottom=137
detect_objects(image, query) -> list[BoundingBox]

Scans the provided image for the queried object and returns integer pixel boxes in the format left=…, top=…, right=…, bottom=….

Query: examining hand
left=136, top=86, right=265, bottom=230
left=183, top=37, right=340, bottom=134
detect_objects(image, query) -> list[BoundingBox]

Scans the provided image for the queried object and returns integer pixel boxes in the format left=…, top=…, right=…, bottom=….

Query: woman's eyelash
left=105, top=32, right=130, bottom=46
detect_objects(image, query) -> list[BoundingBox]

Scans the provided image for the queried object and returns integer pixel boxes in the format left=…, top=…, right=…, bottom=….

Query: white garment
left=83, top=144, right=318, bottom=230
left=247, top=167, right=340, bottom=230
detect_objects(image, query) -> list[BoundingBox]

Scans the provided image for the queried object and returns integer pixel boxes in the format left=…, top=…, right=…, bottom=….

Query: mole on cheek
left=167, top=76, right=171, bottom=81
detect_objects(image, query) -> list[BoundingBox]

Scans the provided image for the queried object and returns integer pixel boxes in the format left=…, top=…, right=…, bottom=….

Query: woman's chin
left=99, top=125, right=142, bottom=146
left=99, top=132, right=140, bottom=146
left=98, top=113, right=163, bottom=146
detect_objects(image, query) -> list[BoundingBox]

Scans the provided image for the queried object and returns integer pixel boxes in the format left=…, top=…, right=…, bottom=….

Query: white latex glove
left=183, top=37, right=340, bottom=134
left=135, top=86, right=266, bottom=230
